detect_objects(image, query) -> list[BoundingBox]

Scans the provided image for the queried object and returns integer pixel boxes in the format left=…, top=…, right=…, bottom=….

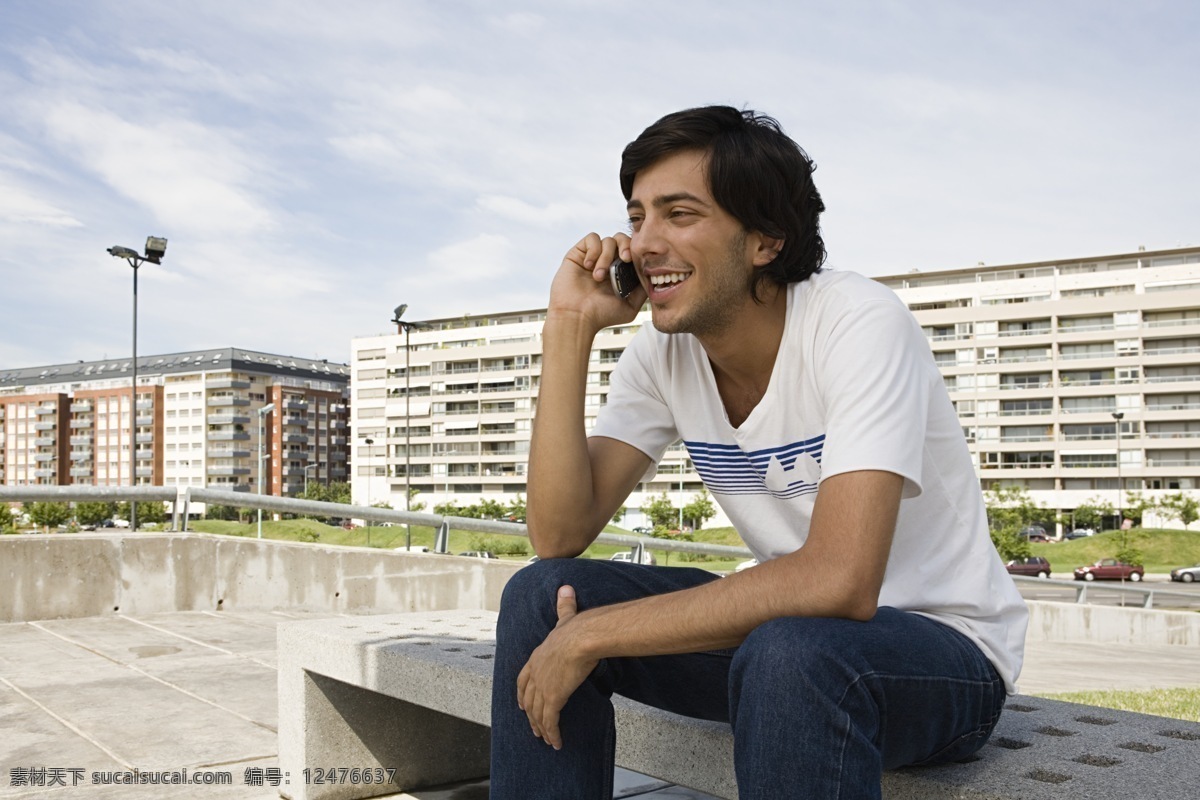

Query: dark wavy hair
left=620, top=106, right=827, bottom=299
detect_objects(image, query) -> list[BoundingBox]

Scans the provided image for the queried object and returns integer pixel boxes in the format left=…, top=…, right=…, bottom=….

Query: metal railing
left=1010, top=575, right=1198, bottom=610
left=0, top=485, right=753, bottom=562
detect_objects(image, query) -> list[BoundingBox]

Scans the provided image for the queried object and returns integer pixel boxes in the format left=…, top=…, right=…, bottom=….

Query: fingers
left=556, top=584, right=577, bottom=624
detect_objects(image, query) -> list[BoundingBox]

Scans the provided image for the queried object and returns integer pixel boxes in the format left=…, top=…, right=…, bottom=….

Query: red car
left=1073, top=559, right=1144, bottom=582
left=1006, top=557, right=1052, bottom=579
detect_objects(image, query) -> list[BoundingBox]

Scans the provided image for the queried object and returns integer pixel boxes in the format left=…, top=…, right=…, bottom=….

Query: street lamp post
left=392, top=305, right=432, bottom=551
left=107, top=237, right=167, bottom=532
left=304, top=463, right=319, bottom=497
left=1112, top=411, right=1125, bottom=539
left=257, top=403, right=275, bottom=539
left=364, top=437, right=374, bottom=548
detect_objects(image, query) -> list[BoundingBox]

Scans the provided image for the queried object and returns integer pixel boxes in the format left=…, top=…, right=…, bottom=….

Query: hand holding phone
left=609, top=259, right=638, bottom=298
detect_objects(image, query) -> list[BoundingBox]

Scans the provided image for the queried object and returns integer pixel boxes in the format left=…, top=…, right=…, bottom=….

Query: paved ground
left=3, top=608, right=1199, bottom=800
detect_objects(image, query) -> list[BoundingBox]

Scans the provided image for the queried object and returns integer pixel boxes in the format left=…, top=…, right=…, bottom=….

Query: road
left=1015, top=573, right=1200, bottom=610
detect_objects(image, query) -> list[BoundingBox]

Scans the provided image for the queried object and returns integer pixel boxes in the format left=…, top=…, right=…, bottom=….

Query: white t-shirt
left=590, top=270, right=1028, bottom=692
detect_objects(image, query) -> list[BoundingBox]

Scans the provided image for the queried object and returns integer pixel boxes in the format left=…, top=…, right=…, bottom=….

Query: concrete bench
left=278, top=610, right=1200, bottom=800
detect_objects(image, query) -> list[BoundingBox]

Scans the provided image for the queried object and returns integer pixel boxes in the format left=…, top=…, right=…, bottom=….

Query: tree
left=1123, top=492, right=1154, bottom=528
left=477, top=499, right=506, bottom=520
left=640, top=492, right=678, bottom=529
left=1070, top=497, right=1111, bottom=532
left=207, top=505, right=242, bottom=521
left=682, top=489, right=717, bottom=530
left=28, top=502, right=71, bottom=530
left=409, top=488, right=427, bottom=513
left=1158, top=492, right=1199, bottom=529
left=75, top=501, right=117, bottom=527
left=983, top=485, right=1039, bottom=561
left=611, top=505, right=627, bottom=524
left=117, top=501, right=167, bottom=525
left=506, top=494, right=526, bottom=521
left=1, top=507, right=16, bottom=534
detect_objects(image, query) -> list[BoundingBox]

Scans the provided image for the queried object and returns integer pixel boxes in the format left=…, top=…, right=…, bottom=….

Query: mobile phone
left=609, top=259, right=638, bottom=298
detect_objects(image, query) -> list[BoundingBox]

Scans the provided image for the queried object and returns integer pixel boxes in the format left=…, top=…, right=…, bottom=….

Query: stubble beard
left=650, top=232, right=752, bottom=339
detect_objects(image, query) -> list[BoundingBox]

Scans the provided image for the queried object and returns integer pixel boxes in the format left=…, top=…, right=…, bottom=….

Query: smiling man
left=490, top=106, right=1028, bottom=799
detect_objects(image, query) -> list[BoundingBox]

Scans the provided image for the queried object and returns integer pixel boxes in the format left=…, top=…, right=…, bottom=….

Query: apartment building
left=0, top=349, right=350, bottom=501
left=880, top=245, right=1200, bottom=525
left=351, top=245, right=1200, bottom=529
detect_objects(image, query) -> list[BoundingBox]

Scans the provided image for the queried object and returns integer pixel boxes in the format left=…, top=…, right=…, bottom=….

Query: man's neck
left=697, top=285, right=788, bottom=427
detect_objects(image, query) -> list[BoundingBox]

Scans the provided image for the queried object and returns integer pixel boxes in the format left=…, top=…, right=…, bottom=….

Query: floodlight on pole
left=392, top=304, right=432, bottom=551
left=257, top=402, right=275, bottom=539
left=107, top=236, right=168, bottom=532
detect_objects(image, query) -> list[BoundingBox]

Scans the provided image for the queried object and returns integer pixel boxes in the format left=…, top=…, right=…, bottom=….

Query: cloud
left=0, top=173, right=83, bottom=227
left=39, top=102, right=275, bottom=236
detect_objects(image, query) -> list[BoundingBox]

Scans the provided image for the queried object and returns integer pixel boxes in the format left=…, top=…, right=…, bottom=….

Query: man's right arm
left=526, top=233, right=651, bottom=558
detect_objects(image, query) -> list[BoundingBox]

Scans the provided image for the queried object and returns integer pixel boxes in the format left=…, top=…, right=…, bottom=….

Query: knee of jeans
left=498, top=558, right=596, bottom=631
left=731, top=617, right=858, bottom=697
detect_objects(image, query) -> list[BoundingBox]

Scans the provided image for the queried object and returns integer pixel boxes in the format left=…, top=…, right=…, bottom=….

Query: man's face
left=626, top=149, right=757, bottom=338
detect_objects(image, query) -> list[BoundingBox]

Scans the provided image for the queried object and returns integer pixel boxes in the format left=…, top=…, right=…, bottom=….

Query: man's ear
left=751, top=234, right=785, bottom=268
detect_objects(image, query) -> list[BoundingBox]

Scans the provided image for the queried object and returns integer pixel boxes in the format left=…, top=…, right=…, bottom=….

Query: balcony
left=207, top=413, right=252, bottom=426
left=207, top=431, right=251, bottom=442
left=135, top=400, right=153, bottom=411
left=330, top=420, right=346, bottom=430
left=70, top=467, right=94, bottom=478
left=207, top=377, right=251, bottom=390
left=285, top=399, right=309, bottom=411
left=69, top=418, right=93, bottom=428
left=35, top=406, right=57, bottom=416
left=207, top=466, right=252, bottom=476
left=34, top=421, right=56, bottom=431
left=135, top=467, right=153, bottom=478
left=206, top=482, right=250, bottom=492
left=34, top=469, right=57, bottom=479
left=207, top=395, right=251, bottom=407
left=135, top=450, right=155, bottom=460
left=283, top=450, right=309, bottom=461
left=71, top=450, right=93, bottom=461
left=330, top=451, right=347, bottom=462
left=34, top=436, right=55, bottom=447
left=135, top=415, right=154, bottom=426
left=34, top=453, right=56, bottom=463
left=136, top=434, right=153, bottom=444
left=69, top=434, right=93, bottom=446
left=283, top=433, right=309, bottom=444
left=283, top=416, right=310, bottom=428
left=70, top=402, right=93, bottom=413
left=330, top=436, right=347, bottom=446
left=331, top=467, right=347, bottom=477
left=207, top=448, right=251, bottom=459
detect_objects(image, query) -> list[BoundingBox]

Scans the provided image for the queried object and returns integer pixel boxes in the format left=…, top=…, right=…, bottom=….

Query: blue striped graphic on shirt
left=684, top=436, right=826, bottom=499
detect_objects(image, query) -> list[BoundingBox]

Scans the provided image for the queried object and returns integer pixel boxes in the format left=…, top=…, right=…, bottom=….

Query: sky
left=1, top=0, right=1197, bottom=370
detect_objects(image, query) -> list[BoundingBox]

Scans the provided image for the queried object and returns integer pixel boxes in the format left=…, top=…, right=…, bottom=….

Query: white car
left=611, top=550, right=656, bottom=566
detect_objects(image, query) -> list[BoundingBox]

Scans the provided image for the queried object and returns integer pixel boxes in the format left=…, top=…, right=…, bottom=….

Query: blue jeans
left=490, top=559, right=1006, bottom=800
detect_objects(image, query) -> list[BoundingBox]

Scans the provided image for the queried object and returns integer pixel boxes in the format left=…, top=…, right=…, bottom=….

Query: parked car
left=631, top=526, right=654, bottom=535
left=1018, top=525, right=1049, bottom=543
left=111, top=519, right=130, bottom=529
left=1169, top=563, right=1200, bottom=583
left=1073, top=559, right=1143, bottom=582
left=1064, top=527, right=1095, bottom=540
left=611, top=550, right=657, bottom=566
left=458, top=551, right=497, bottom=559
left=1006, top=557, right=1052, bottom=579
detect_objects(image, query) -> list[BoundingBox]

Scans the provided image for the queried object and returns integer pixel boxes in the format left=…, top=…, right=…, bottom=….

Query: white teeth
left=650, top=273, right=689, bottom=286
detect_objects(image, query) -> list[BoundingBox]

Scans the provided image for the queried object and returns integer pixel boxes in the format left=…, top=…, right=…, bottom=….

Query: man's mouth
left=648, top=272, right=691, bottom=291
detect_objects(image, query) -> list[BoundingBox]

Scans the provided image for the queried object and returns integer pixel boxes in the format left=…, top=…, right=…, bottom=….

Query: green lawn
left=186, top=519, right=753, bottom=571
left=1034, top=687, right=1200, bottom=723
left=1030, top=528, right=1200, bottom=573
left=184, top=520, right=1200, bottom=574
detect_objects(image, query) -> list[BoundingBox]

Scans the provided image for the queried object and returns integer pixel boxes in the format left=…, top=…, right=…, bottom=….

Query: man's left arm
left=518, top=468, right=903, bottom=749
